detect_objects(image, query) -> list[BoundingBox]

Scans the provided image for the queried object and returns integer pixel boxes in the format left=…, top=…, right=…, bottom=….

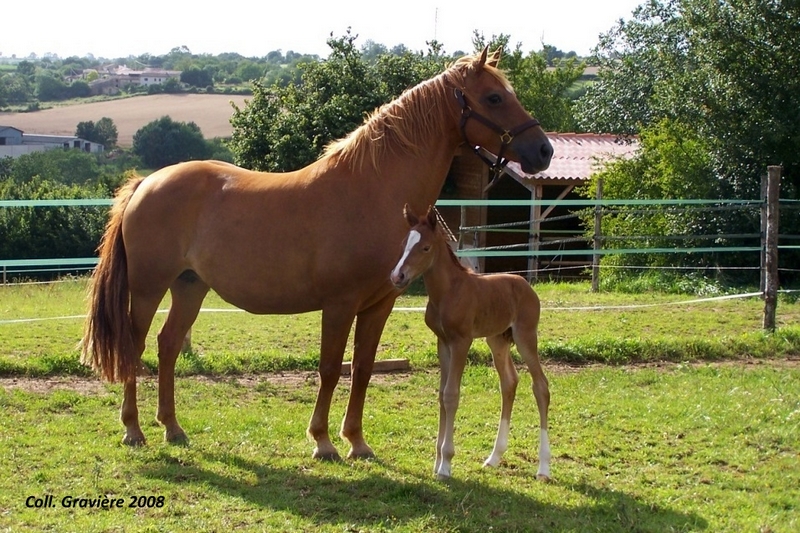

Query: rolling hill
left=0, top=94, right=250, bottom=148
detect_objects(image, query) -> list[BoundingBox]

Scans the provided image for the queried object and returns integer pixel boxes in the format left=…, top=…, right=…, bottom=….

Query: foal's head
left=390, top=204, right=441, bottom=290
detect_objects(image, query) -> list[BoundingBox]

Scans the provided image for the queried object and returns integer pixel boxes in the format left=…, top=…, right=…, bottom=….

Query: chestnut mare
left=81, top=48, right=552, bottom=461
left=390, top=205, right=550, bottom=480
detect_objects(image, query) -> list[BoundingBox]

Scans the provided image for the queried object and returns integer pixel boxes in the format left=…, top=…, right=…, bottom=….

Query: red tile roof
left=506, top=133, right=639, bottom=183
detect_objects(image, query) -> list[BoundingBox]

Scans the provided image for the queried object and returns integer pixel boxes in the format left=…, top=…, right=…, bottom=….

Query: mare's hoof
left=435, top=473, right=452, bottom=482
left=165, top=431, right=189, bottom=446
left=536, top=473, right=552, bottom=482
left=122, top=433, right=146, bottom=447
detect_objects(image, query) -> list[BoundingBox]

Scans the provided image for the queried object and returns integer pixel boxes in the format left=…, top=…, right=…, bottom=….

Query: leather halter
left=454, top=88, right=541, bottom=192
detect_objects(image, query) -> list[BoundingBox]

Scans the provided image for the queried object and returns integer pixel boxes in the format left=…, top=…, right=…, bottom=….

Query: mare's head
left=448, top=47, right=553, bottom=174
left=390, top=204, right=443, bottom=289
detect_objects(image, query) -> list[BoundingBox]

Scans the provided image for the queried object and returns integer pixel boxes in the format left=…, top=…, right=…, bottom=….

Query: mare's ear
left=425, top=205, right=438, bottom=229
left=487, top=48, right=502, bottom=67
left=477, top=46, right=489, bottom=68
left=403, top=203, right=418, bottom=227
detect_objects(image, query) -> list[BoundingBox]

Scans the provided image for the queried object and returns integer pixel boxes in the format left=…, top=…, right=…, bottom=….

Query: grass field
left=0, top=94, right=249, bottom=147
left=0, top=279, right=798, bottom=532
left=1, top=279, right=798, bottom=376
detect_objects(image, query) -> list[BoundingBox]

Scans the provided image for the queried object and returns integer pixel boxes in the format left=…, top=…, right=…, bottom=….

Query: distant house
left=437, top=133, right=639, bottom=279
left=89, top=66, right=182, bottom=95
left=0, top=125, right=104, bottom=158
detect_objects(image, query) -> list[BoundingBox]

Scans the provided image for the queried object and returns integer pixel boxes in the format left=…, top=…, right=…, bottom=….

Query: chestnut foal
left=390, top=205, right=551, bottom=480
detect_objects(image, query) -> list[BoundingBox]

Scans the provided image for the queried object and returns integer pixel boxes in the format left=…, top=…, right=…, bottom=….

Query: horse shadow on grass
left=140, top=449, right=707, bottom=532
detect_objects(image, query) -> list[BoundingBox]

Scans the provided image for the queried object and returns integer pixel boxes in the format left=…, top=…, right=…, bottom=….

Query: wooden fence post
left=592, top=179, right=603, bottom=292
left=762, top=166, right=781, bottom=331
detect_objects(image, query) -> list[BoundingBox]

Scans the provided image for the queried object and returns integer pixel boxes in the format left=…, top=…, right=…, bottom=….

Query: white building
left=0, top=126, right=104, bottom=158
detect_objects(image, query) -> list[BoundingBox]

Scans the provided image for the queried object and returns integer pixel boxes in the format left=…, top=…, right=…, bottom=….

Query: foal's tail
left=81, top=176, right=145, bottom=383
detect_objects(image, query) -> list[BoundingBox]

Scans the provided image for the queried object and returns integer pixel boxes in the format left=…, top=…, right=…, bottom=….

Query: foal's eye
left=423, top=245, right=432, bottom=253
left=487, top=93, right=503, bottom=105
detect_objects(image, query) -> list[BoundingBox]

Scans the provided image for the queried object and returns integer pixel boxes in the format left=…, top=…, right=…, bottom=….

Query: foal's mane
left=321, top=52, right=512, bottom=172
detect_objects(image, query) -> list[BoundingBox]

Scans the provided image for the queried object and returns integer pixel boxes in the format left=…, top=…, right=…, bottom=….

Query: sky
left=3, top=0, right=643, bottom=60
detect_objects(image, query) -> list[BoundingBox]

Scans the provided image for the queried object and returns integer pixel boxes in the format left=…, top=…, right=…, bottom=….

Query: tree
left=228, top=30, right=446, bottom=172
left=576, top=0, right=800, bottom=198
left=76, top=117, right=118, bottom=149
left=180, top=66, right=213, bottom=88
left=132, top=116, right=211, bottom=169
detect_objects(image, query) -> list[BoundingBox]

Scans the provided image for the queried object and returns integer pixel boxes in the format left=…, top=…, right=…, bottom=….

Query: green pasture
left=1, top=362, right=798, bottom=532
left=0, top=278, right=799, bottom=376
left=0, top=278, right=798, bottom=531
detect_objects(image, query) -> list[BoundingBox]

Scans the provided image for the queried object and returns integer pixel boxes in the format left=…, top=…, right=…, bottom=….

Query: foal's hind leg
left=514, top=326, right=551, bottom=480
left=156, top=276, right=209, bottom=444
left=484, top=334, right=519, bottom=468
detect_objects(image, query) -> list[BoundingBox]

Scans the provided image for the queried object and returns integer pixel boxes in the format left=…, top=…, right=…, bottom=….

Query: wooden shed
left=437, top=133, right=638, bottom=280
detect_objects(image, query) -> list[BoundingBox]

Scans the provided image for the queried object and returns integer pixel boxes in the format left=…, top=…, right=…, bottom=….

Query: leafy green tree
left=132, top=116, right=211, bottom=169
left=36, top=73, right=69, bottom=100
left=228, top=30, right=446, bottom=171
left=181, top=66, right=213, bottom=88
left=0, top=176, right=108, bottom=261
left=576, top=0, right=800, bottom=197
left=76, top=117, right=118, bottom=148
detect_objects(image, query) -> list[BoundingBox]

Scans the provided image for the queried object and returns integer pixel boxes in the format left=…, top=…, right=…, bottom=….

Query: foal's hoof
left=435, top=473, right=452, bottom=482
left=312, top=449, right=342, bottom=462
left=536, top=473, right=552, bottom=482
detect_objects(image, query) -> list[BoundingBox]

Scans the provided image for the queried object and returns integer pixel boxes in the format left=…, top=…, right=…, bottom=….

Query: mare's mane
left=320, top=52, right=513, bottom=172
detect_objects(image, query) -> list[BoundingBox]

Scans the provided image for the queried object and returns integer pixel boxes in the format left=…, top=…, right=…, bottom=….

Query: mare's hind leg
left=308, top=303, right=357, bottom=461
left=514, top=325, right=551, bottom=480
left=121, top=291, right=166, bottom=446
left=156, top=275, right=209, bottom=444
left=484, top=333, right=519, bottom=468
left=341, top=294, right=395, bottom=459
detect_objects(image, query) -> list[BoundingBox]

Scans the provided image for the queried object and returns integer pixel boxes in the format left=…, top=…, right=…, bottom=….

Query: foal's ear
left=403, top=203, right=418, bottom=226
left=425, top=205, right=437, bottom=229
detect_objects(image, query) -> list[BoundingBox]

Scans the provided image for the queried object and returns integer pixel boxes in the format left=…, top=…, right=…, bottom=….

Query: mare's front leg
left=341, top=295, right=396, bottom=459
left=436, top=337, right=471, bottom=480
left=483, top=334, right=519, bottom=468
left=308, top=305, right=357, bottom=460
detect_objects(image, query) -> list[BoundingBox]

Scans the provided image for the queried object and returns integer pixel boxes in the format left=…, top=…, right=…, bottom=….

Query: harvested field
left=0, top=93, right=250, bottom=147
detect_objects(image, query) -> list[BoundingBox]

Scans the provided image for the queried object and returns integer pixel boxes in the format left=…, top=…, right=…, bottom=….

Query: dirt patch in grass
left=3, top=357, right=798, bottom=394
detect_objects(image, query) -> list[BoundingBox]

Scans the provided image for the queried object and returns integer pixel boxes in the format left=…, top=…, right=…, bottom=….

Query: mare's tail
left=80, top=176, right=145, bottom=383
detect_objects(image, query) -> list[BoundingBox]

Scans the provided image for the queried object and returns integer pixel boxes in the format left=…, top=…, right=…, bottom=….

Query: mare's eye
left=487, top=93, right=503, bottom=105
left=423, top=245, right=432, bottom=252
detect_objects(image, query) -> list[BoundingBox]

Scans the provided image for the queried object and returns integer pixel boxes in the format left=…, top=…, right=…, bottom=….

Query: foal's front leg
left=434, top=337, right=451, bottom=475
left=436, top=337, right=470, bottom=480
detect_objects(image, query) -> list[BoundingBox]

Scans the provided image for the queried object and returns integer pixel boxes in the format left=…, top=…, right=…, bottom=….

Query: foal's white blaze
left=391, top=230, right=421, bottom=278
